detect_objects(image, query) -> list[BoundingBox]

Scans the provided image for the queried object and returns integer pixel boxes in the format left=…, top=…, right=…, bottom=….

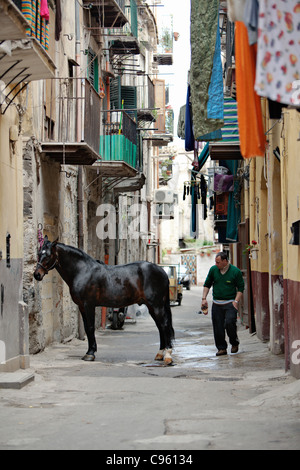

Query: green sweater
left=204, top=264, right=245, bottom=300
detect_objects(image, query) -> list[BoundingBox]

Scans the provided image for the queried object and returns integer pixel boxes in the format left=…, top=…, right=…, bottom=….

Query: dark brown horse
left=34, top=236, right=174, bottom=364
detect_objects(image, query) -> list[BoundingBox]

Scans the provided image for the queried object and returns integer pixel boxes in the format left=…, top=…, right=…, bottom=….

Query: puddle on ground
left=174, top=341, right=215, bottom=359
left=172, top=339, right=245, bottom=370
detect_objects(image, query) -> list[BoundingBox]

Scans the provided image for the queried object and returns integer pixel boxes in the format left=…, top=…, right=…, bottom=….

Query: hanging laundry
left=185, top=85, right=194, bottom=151
left=55, top=0, right=62, bottom=41
left=214, top=174, right=234, bottom=193
left=244, top=0, right=259, bottom=45
left=40, top=0, right=50, bottom=21
left=206, top=12, right=224, bottom=123
left=200, top=175, right=208, bottom=220
left=177, top=104, right=186, bottom=139
left=235, top=21, right=266, bottom=158
left=190, top=0, right=224, bottom=140
left=220, top=97, right=240, bottom=144
left=191, top=181, right=198, bottom=236
left=227, top=0, right=246, bottom=22
left=255, top=0, right=300, bottom=107
left=197, top=142, right=210, bottom=172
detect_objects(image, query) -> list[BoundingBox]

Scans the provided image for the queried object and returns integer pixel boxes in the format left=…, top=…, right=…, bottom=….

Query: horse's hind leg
left=80, top=304, right=97, bottom=361
left=161, top=306, right=174, bottom=365
left=154, top=326, right=165, bottom=361
left=149, top=303, right=174, bottom=365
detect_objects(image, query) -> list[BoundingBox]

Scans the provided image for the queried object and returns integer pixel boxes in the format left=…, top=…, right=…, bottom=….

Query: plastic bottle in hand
left=201, top=305, right=208, bottom=315
left=197, top=305, right=208, bottom=315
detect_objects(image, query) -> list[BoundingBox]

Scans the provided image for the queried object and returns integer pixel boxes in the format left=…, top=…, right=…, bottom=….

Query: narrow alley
left=0, top=287, right=299, bottom=451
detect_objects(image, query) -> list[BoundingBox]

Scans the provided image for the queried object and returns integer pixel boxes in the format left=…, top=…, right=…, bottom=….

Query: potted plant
left=160, top=28, right=173, bottom=53
left=243, top=240, right=259, bottom=259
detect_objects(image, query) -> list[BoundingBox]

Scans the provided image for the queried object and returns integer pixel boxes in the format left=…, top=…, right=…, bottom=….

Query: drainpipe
left=75, top=1, right=85, bottom=339
left=75, top=3, right=83, bottom=251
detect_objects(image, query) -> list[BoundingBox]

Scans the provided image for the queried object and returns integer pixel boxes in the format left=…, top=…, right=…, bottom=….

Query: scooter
left=107, top=306, right=128, bottom=330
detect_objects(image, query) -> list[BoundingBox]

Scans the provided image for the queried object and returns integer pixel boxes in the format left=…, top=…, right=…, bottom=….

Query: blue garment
left=207, top=13, right=224, bottom=121
left=185, top=85, right=194, bottom=151
left=198, top=142, right=210, bottom=171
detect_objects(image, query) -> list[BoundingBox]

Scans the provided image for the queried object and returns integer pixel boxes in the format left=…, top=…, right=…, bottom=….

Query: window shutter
left=88, top=48, right=99, bottom=92
left=110, top=77, right=121, bottom=110
left=121, top=85, right=137, bottom=120
left=110, top=79, right=137, bottom=120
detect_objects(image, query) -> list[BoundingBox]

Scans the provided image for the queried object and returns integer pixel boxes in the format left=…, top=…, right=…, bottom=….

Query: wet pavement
left=0, top=287, right=299, bottom=450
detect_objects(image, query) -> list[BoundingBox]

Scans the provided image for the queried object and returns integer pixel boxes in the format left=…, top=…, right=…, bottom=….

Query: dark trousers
left=212, top=302, right=239, bottom=351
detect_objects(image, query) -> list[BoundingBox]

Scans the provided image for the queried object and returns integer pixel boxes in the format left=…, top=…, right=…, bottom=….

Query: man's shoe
left=216, top=349, right=227, bottom=356
left=231, top=345, right=239, bottom=354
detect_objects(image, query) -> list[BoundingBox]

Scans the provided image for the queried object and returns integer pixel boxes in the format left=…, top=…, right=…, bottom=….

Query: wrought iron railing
left=105, top=0, right=138, bottom=38
left=100, top=111, right=138, bottom=169
left=51, top=78, right=101, bottom=156
left=115, top=0, right=126, bottom=13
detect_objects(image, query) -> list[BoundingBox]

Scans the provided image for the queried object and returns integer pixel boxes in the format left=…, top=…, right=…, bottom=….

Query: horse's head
left=34, top=235, right=58, bottom=281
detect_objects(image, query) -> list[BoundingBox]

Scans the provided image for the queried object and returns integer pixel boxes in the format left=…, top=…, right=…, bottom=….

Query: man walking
left=201, top=252, right=244, bottom=356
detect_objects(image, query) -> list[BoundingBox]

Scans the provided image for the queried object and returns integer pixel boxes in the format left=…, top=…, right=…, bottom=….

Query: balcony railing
left=82, top=0, right=128, bottom=28
left=106, top=0, right=138, bottom=39
left=100, top=111, right=138, bottom=173
left=41, top=79, right=101, bottom=165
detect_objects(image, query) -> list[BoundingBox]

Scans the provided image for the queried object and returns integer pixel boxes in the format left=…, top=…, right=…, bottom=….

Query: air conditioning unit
left=154, top=189, right=174, bottom=204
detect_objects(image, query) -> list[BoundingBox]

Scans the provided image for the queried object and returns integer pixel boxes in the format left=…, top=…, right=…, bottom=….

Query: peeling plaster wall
left=23, top=138, right=80, bottom=353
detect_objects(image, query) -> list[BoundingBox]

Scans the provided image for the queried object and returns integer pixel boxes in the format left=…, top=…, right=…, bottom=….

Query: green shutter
left=110, top=79, right=137, bottom=120
left=121, top=85, right=137, bottom=120
left=130, top=0, right=138, bottom=38
left=110, top=77, right=121, bottom=110
left=88, top=49, right=99, bottom=92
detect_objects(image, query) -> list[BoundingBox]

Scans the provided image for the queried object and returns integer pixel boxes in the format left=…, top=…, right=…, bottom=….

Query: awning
left=209, top=143, right=242, bottom=160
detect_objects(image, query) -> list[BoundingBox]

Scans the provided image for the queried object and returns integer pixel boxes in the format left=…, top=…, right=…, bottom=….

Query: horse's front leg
left=80, top=304, right=97, bottom=361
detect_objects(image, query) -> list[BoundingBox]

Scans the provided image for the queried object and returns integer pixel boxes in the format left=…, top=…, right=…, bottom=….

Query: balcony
left=83, top=0, right=128, bottom=28
left=41, top=79, right=101, bottom=165
left=107, top=0, right=140, bottom=67
left=154, top=20, right=173, bottom=66
left=99, top=111, right=140, bottom=177
left=96, top=111, right=145, bottom=192
left=0, top=0, right=55, bottom=113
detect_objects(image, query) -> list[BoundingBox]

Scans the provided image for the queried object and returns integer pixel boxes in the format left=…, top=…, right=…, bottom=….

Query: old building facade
left=0, top=0, right=172, bottom=371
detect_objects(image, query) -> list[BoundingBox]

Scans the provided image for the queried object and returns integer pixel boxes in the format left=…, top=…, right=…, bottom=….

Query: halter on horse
left=34, top=236, right=174, bottom=365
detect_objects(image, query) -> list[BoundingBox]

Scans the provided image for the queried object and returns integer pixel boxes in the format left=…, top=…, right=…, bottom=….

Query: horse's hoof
left=155, top=352, right=164, bottom=361
left=164, top=357, right=173, bottom=366
left=82, top=354, right=95, bottom=361
left=164, top=349, right=173, bottom=366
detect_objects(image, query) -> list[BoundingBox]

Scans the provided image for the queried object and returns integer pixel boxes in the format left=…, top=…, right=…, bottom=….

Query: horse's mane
left=57, top=242, right=97, bottom=264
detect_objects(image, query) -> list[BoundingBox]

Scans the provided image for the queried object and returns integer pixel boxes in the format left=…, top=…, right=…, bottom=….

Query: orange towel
left=235, top=22, right=266, bottom=158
